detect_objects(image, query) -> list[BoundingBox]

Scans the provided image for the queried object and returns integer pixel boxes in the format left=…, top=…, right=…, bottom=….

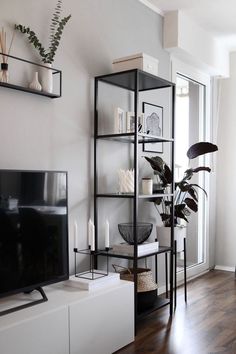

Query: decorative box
left=112, top=53, right=159, bottom=76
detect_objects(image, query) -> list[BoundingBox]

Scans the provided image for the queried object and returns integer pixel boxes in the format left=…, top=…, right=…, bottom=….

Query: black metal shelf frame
left=94, top=69, right=175, bottom=331
left=96, top=132, right=174, bottom=144
left=0, top=52, right=62, bottom=98
left=98, top=246, right=171, bottom=260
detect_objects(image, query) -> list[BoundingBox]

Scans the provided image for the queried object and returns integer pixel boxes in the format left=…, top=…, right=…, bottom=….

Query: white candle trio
left=105, top=219, right=109, bottom=249
left=74, top=221, right=78, bottom=249
left=74, top=219, right=109, bottom=251
left=88, top=219, right=95, bottom=251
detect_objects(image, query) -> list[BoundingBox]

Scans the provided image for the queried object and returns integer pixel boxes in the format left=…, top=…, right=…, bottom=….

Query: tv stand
left=0, top=281, right=134, bottom=354
left=0, top=287, right=48, bottom=317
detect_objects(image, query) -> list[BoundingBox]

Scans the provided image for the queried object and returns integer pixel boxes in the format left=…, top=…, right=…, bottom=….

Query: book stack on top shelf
left=112, top=241, right=159, bottom=257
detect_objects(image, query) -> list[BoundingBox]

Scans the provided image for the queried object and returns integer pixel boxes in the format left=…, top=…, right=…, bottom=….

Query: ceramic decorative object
left=29, top=72, right=42, bottom=91
left=118, top=169, right=134, bottom=193
left=142, top=177, right=153, bottom=195
left=41, top=63, right=53, bottom=93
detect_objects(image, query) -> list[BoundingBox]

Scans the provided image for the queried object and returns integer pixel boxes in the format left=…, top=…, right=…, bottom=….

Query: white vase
left=29, top=72, right=42, bottom=91
left=41, top=63, right=53, bottom=93
left=156, top=225, right=186, bottom=252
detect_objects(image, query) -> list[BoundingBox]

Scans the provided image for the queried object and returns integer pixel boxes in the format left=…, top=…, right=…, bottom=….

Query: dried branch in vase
left=0, top=27, right=15, bottom=83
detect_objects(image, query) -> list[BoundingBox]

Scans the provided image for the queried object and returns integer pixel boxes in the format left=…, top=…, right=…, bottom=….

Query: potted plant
left=145, top=142, right=218, bottom=251
left=15, top=0, right=71, bottom=93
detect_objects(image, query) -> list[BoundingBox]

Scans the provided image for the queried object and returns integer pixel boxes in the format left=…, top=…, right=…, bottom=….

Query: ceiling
left=146, top=0, right=236, bottom=51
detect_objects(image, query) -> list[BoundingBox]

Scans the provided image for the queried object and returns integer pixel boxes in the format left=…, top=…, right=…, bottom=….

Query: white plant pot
left=156, top=225, right=186, bottom=252
left=41, top=63, right=53, bottom=93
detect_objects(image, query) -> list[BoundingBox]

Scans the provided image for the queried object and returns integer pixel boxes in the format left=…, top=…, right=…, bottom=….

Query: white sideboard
left=0, top=280, right=134, bottom=354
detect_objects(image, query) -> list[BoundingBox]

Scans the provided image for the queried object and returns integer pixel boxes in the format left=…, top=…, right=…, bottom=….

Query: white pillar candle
left=90, top=221, right=95, bottom=251
left=105, top=220, right=109, bottom=248
left=142, top=178, right=153, bottom=195
left=74, top=221, right=78, bottom=249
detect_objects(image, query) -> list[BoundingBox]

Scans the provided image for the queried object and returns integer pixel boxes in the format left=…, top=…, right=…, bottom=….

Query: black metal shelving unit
left=0, top=52, right=61, bottom=98
left=94, top=69, right=175, bottom=331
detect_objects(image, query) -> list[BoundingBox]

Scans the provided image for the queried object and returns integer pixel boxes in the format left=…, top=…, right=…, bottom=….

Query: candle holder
left=74, top=247, right=109, bottom=280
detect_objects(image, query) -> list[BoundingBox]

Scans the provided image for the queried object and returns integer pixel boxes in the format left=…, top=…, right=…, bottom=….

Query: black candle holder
left=73, top=247, right=110, bottom=280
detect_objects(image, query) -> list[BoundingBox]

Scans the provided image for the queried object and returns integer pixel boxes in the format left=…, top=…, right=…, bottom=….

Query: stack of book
left=112, top=241, right=159, bottom=256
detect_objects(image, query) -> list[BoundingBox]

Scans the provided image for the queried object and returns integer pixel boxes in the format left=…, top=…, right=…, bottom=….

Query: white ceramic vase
left=41, top=63, right=53, bottom=93
left=156, top=225, right=186, bottom=252
left=29, top=72, right=42, bottom=91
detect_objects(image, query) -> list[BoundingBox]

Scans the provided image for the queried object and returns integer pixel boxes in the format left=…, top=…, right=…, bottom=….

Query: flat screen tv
left=0, top=170, right=69, bottom=309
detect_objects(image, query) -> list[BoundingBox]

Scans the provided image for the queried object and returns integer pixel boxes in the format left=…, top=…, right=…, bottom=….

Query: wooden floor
left=116, top=270, right=236, bottom=354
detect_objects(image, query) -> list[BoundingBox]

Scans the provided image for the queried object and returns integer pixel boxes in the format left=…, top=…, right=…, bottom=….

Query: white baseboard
left=214, top=265, right=235, bottom=272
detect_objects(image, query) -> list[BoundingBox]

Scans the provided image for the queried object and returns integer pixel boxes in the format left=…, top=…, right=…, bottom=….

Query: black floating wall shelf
left=0, top=52, right=62, bottom=98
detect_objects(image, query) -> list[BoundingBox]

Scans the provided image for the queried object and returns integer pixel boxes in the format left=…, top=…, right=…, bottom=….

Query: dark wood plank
left=115, top=270, right=236, bottom=354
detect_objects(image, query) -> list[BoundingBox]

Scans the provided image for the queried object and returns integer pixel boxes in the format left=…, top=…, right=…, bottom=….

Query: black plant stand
left=174, top=237, right=187, bottom=308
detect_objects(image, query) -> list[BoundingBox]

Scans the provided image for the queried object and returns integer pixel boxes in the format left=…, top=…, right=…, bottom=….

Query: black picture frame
left=142, top=102, right=163, bottom=153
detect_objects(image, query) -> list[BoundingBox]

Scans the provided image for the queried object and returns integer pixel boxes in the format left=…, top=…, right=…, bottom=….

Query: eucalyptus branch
left=15, top=25, right=47, bottom=60
left=15, top=0, right=71, bottom=64
left=47, top=15, right=71, bottom=63
left=50, top=0, right=62, bottom=40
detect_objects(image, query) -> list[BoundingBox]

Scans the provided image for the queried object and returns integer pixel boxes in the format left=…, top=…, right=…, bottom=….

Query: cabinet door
left=69, top=283, right=134, bottom=354
left=0, top=307, right=69, bottom=354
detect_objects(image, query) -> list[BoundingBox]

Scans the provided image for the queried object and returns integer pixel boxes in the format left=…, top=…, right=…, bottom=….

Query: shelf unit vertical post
left=133, top=70, right=139, bottom=332
left=169, top=84, right=176, bottom=315
left=94, top=78, right=98, bottom=268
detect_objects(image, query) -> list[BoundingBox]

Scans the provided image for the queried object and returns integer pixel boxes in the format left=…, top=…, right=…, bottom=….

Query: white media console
left=0, top=280, right=134, bottom=354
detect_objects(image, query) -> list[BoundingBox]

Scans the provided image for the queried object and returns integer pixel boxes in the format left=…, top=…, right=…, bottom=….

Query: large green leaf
left=144, top=156, right=164, bottom=173
left=184, top=198, right=198, bottom=212
left=160, top=213, right=171, bottom=221
left=183, top=166, right=211, bottom=181
left=187, top=142, right=218, bottom=159
left=145, top=156, right=172, bottom=187
left=190, top=183, right=207, bottom=197
left=174, top=204, right=189, bottom=222
left=152, top=197, right=163, bottom=206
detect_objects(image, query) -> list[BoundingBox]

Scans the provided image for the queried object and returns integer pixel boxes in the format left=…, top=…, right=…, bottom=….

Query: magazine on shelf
left=112, top=241, right=159, bottom=256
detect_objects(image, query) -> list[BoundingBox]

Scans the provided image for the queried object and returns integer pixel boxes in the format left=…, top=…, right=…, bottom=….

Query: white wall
left=215, top=52, right=236, bottom=270
left=164, top=11, right=229, bottom=77
left=0, top=0, right=171, bottom=272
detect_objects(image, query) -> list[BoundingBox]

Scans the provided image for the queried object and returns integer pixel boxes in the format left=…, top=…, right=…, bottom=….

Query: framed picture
left=114, top=107, right=126, bottom=133
left=126, top=112, right=145, bottom=133
left=142, top=102, right=163, bottom=153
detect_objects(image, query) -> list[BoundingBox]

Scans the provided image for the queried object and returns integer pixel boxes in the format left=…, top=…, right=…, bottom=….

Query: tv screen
left=0, top=170, right=69, bottom=298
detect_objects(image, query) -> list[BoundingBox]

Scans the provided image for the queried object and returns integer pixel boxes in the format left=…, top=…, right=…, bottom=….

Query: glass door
left=176, top=75, right=205, bottom=270
left=172, top=59, right=211, bottom=280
